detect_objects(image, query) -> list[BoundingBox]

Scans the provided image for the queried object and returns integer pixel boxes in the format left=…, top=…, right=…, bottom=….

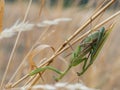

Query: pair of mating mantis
left=29, top=27, right=112, bottom=81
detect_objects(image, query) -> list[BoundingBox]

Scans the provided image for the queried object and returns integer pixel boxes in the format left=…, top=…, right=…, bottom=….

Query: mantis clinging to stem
left=29, top=26, right=113, bottom=81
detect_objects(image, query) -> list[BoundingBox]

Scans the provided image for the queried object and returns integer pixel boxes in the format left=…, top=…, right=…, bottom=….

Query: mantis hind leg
left=77, top=63, right=92, bottom=76
left=77, top=57, right=89, bottom=76
left=81, top=47, right=97, bottom=75
left=78, top=55, right=95, bottom=76
left=89, top=44, right=97, bottom=64
left=82, top=58, right=87, bottom=70
left=82, top=52, right=91, bottom=70
left=77, top=49, right=94, bottom=76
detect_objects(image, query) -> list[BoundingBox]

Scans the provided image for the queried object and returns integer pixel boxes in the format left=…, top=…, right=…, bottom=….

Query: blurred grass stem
left=0, top=0, right=32, bottom=89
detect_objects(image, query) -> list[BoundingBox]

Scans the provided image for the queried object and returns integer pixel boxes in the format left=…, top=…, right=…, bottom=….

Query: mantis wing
left=91, top=26, right=113, bottom=63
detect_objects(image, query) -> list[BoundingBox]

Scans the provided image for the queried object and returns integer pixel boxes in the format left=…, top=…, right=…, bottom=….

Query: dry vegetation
left=0, top=0, right=120, bottom=90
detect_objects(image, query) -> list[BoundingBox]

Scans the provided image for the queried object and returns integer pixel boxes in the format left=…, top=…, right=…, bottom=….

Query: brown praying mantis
left=29, top=26, right=112, bottom=81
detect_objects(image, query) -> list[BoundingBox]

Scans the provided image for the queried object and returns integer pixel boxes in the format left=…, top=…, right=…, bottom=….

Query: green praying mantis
left=29, top=26, right=112, bottom=81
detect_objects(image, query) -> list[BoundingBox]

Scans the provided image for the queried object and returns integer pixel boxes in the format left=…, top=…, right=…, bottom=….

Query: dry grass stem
left=0, top=0, right=33, bottom=88
left=0, top=0, right=4, bottom=33
left=39, top=0, right=45, bottom=17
